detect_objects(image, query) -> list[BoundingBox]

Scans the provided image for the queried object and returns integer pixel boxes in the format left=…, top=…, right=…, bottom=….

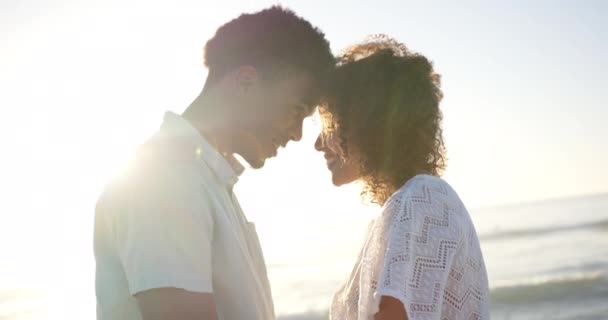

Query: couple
left=94, top=6, right=489, bottom=320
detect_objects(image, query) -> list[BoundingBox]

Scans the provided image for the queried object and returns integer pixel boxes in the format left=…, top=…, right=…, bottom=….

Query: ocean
left=266, top=193, right=608, bottom=320
left=1, top=193, right=607, bottom=319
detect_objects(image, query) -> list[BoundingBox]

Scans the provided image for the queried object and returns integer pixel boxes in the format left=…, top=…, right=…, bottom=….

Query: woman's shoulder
left=386, top=174, right=460, bottom=207
left=381, top=174, right=470, bottom=236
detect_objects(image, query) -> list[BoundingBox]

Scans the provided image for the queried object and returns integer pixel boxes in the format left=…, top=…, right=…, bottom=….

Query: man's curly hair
left=321, top=35, right=446, bottom=205
left=204, top=6, right=334, bottom=86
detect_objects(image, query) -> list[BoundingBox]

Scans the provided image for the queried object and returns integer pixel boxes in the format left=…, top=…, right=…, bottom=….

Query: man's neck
left=182, top=92, right=234, bottom=157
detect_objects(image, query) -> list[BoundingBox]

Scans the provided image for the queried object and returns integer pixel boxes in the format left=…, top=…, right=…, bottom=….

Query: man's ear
left=235, top=65, right=259, bottom=93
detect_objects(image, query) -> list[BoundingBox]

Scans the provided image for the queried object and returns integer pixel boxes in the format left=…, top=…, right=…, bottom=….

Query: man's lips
left=270, top=138, right=288, bottom=151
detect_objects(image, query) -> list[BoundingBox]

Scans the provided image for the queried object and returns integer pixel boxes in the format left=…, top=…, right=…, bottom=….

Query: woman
left=315, top=36, right=490, bottom=320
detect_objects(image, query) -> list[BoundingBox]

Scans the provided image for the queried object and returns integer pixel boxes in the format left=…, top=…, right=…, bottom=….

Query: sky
left=0, top=0, right=606, bottom=316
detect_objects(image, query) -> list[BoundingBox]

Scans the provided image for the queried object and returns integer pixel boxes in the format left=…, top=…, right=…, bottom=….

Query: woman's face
left=314, top=132, right=359, bottom=186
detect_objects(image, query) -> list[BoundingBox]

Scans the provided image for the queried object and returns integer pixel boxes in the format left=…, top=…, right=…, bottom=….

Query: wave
left=490, top=272, right=608, bottom=305
left=479, top=218, right=608, bottom=241
left=275, top=273, right=608, bottom=319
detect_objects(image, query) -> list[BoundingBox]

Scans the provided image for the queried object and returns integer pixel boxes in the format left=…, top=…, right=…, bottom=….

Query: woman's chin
left=331, top=174, right=350, bottom=187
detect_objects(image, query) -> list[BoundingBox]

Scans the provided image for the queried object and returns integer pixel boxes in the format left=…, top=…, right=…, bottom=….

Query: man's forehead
left=301, top=87, right=322, bottom=113
left=285, top=72, right=320, bottom=100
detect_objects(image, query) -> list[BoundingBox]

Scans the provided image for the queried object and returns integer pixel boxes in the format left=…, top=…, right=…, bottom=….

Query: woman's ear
left=235, top=65, right=259, bottom=93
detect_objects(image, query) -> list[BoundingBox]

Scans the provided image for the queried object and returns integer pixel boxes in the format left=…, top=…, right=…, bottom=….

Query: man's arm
left=136, top=288, right=217, bottom=320
left=114, top=164, right=217, bottom=320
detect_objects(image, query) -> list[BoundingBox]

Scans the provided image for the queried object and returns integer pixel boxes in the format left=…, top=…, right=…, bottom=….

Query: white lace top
left=330, top=175, right=490, bottom=320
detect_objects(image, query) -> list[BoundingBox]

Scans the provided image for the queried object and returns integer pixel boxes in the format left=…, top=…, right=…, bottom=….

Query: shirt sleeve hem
left=129, top=275, right=213, bottom=296
left=373, top=288, right=413, bottom=320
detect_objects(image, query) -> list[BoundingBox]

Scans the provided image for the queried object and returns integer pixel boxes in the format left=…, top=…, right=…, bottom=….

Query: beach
left=1, top=193, right=607, bottom=319
left=268, top=193, right=608, bottom=320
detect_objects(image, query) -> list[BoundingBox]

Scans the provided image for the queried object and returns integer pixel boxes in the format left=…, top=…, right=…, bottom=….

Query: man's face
left=230, top=68, right=317, bottom=168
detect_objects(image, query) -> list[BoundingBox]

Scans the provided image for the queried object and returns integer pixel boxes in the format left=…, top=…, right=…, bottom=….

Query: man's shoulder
left=97, top=136, right=210, bottom=210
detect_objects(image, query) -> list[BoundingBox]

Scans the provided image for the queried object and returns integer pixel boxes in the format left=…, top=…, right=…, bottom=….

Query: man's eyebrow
left=298, top=100, right=316, bottom=114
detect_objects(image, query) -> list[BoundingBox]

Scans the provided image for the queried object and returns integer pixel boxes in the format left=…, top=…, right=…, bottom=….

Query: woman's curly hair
left=321, top=35, right=446, bottom=205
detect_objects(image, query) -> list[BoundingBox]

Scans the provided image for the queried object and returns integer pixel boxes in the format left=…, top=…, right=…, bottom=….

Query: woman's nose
left=314, top=135, right=323, bottom=151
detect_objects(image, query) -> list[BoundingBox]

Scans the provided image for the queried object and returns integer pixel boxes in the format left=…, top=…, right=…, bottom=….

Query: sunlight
left=1, top=1, right=607, bottom=319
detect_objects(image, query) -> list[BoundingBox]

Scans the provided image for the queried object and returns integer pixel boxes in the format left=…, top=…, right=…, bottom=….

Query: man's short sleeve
left=113, top=165, right=214, bottom=296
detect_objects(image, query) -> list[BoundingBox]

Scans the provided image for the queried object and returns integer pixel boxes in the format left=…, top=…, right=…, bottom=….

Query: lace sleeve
left=370, top=179, right=463, bottom=319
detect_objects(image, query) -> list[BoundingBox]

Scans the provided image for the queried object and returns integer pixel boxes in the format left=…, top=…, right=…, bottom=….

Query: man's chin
left=246, top=157, right=266, bottom=169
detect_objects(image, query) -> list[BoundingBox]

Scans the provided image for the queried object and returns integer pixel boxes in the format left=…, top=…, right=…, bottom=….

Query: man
left=94, top=6, right=334, bottom=320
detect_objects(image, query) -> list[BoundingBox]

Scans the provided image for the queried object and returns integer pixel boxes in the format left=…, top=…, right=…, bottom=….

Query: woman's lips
left=326, top=156, right=338, bottom=169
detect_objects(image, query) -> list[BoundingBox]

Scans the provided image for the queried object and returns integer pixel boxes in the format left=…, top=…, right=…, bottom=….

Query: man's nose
left=290, top=122, right=304, bottom=142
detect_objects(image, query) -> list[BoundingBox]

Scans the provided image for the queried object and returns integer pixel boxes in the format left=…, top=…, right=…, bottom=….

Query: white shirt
left=94, top=112, right=275, bottom=320
left=330, top=175, right=490, bottom=320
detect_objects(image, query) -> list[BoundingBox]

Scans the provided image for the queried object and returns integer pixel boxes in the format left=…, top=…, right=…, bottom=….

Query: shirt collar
left=161, top=111, right=244, bottom=188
